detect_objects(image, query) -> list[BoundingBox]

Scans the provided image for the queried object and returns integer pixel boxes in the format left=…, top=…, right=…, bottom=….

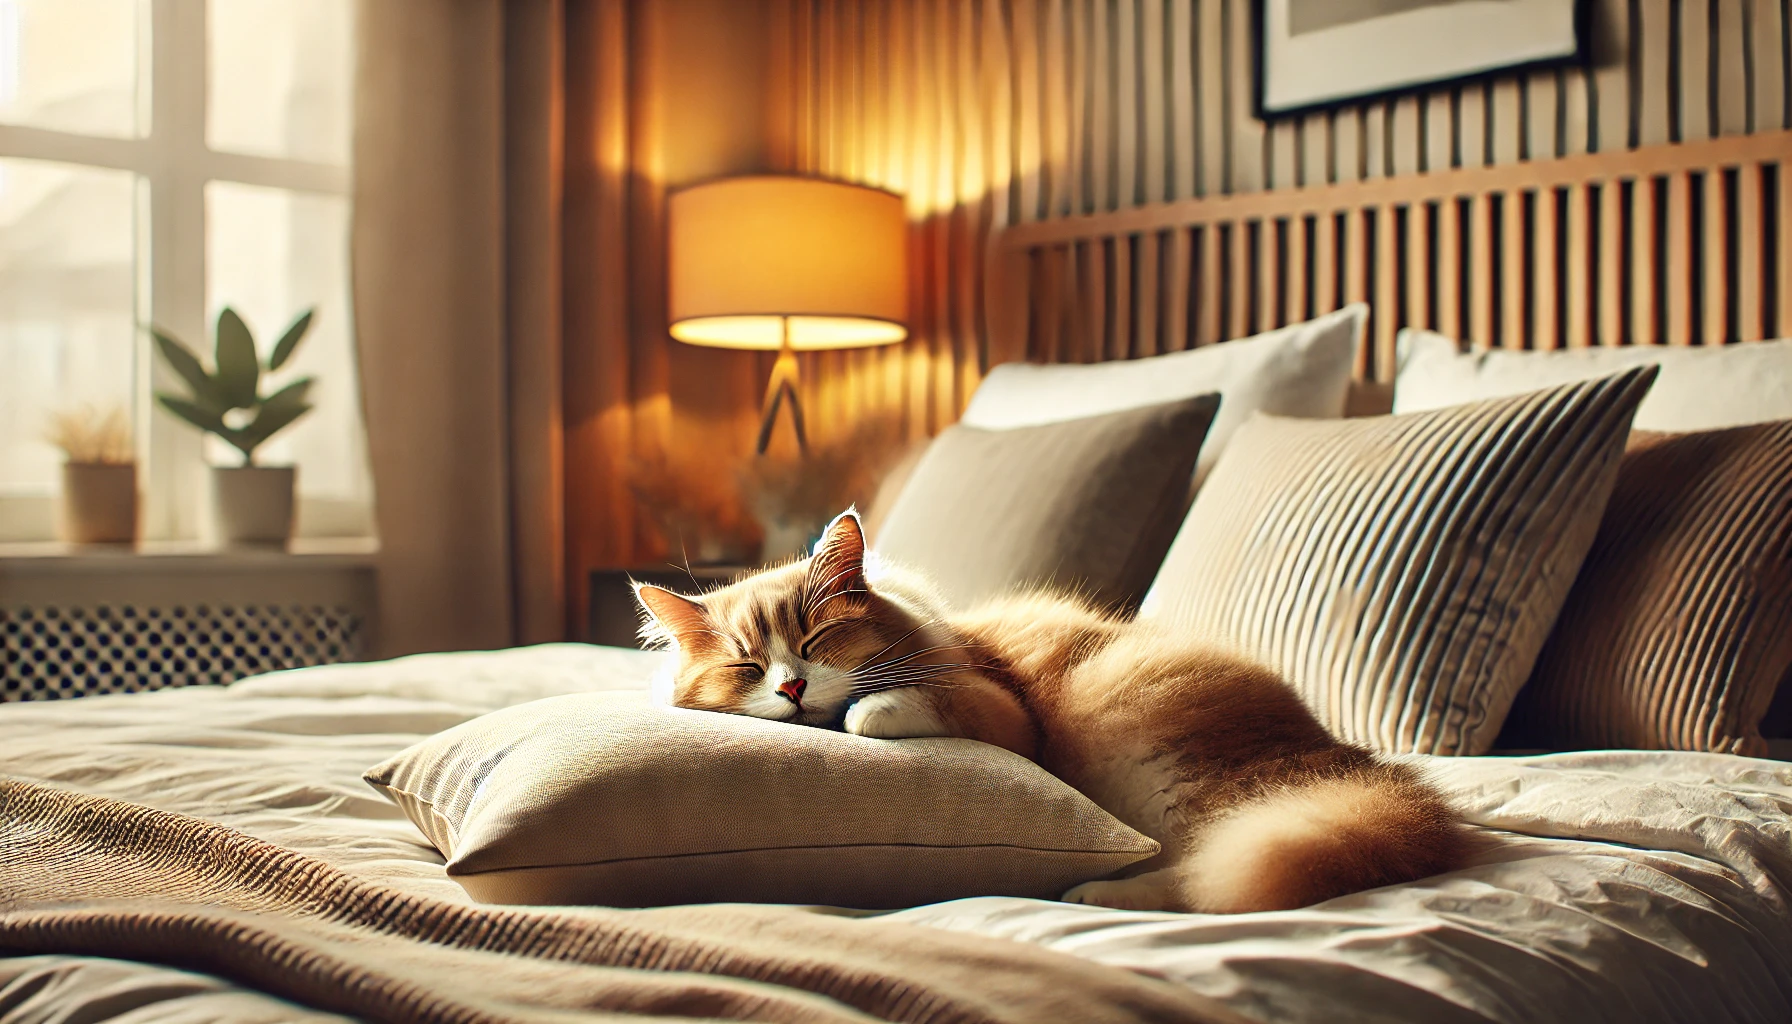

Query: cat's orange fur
left=636, top=510, right=1473, bottom=913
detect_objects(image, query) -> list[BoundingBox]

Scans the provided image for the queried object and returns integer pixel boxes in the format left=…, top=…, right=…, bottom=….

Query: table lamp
left=668, top=176, right=909, bottom=454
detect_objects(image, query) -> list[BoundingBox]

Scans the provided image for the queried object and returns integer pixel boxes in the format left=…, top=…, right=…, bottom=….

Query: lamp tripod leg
left=755, top=375, right=786, bottom=455
left=755, top=324, right=807, bottom=456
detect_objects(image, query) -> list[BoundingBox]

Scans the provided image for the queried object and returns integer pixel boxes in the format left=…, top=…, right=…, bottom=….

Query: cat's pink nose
left=777, top=678, right=807, bottom=705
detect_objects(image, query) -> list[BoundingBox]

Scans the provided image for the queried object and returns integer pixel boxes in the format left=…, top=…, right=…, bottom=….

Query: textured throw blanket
left=0, top=778, right=1236, bottom=1024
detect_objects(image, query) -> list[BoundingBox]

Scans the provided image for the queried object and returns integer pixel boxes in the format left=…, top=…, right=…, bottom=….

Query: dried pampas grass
left=739, top=415, right=907, bottom=541
left=45, top=404, right=134, bottom=464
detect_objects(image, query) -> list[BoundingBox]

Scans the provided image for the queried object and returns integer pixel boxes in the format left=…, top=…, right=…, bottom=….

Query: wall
left=561, top=0, right=1791, bottom=626
left=563, top=0, right=782, bottom=635
left=782, top=0, right=1792, bottom=447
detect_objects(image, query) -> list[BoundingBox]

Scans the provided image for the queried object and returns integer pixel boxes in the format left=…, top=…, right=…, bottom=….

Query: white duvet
left=1, top=644, right=1788, bottom=1024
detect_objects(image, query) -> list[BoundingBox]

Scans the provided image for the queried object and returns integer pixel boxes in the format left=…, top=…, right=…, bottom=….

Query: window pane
left=0, top=158, right=138, bottom=497
left=207, top=0, right=351, bottom=165
left=0, top=0, right=144, bottom=138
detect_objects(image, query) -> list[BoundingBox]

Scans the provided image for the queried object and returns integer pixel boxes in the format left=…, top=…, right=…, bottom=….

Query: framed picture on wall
left=1254, top=0, right=1589, bottom=119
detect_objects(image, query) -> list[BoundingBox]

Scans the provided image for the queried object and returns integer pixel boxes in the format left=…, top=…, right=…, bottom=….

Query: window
left=0, top=0, right=368, bottom=542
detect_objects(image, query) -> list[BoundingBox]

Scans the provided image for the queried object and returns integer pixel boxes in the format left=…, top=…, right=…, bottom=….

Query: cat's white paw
left=843, top=689, right=949, bottom=738
left=1062, top=871, right=1177, bottom=911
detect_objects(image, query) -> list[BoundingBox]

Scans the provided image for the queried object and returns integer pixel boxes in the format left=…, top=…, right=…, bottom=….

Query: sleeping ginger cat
left=635, top=510, right=1471, bottom=913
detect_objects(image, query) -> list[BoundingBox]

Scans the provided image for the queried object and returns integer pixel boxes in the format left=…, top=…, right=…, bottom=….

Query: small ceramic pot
left=211, top=465, right=295, bottom=546
left=59, top=462, right=138, bottom=544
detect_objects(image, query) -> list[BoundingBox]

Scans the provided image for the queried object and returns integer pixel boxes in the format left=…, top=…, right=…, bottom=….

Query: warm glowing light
left=668, top=176, right=909, bottom=351
left=669, top=315, right=907, bottom=350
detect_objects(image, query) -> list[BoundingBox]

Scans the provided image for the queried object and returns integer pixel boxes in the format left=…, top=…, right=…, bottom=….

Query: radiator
left=0, top=545, right=376, bottom=701
left=2, top=603, right=365, bottom=701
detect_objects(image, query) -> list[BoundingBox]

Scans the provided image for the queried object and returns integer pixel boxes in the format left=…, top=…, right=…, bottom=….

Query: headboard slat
left=1536, top=188, right=1561, bottom=352
left=1631, top=179, right=1659, bottom=346
left=1780, top=166, right=1791, bottom=337
left=1165, top=229, right=1192, bottom=353
left=1738, top=167, right=1764, bottom=342
left=1705, top=170, right=1731, bottom=345
left=991, top=130, right=1792, bottom=380
left=1565, top=185, right=1592, bottom=349
left=1665, top=171, right=1694, bottom=347
left=1501, top=191, right=1525, bottom=352
left=1437, top=198, right=1461, bottom=340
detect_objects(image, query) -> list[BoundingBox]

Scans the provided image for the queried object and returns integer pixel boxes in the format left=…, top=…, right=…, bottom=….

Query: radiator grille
left=2, top=604, right=363, bottom=701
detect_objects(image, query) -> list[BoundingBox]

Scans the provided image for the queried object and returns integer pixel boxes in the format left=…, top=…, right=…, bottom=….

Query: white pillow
left=1394, top=328, right=1792, bottom=430
left=962, top=305, right=1366, bottom=485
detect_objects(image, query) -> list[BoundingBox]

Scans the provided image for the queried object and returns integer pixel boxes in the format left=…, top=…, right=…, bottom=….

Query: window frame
left=0, top=0, right=350, bottom=542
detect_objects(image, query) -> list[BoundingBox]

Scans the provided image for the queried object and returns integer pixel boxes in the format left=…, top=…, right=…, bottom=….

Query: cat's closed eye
left=798, top=623, right=843, bottom=660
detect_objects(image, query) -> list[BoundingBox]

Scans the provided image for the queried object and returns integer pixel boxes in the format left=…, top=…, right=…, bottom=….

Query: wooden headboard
left=988, top=130, right=1792, bottom=383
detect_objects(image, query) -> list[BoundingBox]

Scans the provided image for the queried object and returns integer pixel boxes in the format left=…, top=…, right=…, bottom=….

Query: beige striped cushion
left=1501, top=422, right=1792, bottom=756
left=1143, top=368, right=1657, bottom=756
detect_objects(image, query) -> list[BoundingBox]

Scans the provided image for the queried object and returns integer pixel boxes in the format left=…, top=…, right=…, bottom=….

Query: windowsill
left=0, top=537, right=378, bottom=574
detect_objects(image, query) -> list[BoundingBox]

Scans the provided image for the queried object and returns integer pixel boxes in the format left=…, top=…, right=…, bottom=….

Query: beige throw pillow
left=1501, top=422, right=1792, bottom=756
left=1394, top=328, right=1792, bottom=430
left=1143, top=368, right=1658, bottom=756
left=962, top=305, right=1365, bottom=487
left=365, top=691, right=1158, bottom=908
left=874, top=393, right=1220, bottom=611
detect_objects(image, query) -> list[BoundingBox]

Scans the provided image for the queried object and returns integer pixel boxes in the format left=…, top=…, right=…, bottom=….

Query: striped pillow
left=1501, top=422, right=1792, bottom=756
left=1142, top=368, right=1657, bottom=756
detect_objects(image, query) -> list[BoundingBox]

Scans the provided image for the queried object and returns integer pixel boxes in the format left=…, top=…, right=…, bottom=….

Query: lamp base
left=755, top=338, right=807, bottom=456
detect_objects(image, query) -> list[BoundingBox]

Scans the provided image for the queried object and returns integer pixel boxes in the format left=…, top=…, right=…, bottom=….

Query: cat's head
left=634, top=509, right=950, bottom=728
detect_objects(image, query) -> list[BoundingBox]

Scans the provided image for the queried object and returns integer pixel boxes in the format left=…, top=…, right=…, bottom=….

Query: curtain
left=352, top=0, right=567, bottom=656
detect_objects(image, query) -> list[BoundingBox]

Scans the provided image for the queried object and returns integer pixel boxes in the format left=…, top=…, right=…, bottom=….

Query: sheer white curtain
left=354, top=0, right=564, bottom=656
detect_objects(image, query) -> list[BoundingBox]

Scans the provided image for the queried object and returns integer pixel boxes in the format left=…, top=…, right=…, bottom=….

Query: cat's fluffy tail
left=1179, top=769, right=1472, bottom=914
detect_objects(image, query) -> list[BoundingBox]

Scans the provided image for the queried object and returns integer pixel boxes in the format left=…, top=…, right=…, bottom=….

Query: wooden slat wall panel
left=786, top=0, right=1792, bottom=418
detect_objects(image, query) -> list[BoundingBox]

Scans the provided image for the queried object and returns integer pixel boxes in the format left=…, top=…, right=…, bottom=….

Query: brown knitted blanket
left=0, top=778, right=1236, bottom=1024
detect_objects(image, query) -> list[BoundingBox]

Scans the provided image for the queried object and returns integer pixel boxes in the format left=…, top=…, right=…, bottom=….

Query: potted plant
left=151, top=307, right=315, bottom=546
left=45, top=404, right=137, bottom=544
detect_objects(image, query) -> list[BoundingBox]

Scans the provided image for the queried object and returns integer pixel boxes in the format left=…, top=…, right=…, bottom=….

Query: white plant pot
left=59, top=463, right=138, bottom=544
left=211, top=465, right=295, bottom=547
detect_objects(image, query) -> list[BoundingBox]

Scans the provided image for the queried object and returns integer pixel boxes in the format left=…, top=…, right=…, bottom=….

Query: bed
left=6, top=131, right=1792, bottom=1023
left=2, top=646, right=1789, bottom=1023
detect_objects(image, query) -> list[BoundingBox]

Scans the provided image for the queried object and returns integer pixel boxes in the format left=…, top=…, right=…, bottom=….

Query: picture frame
left=1253, top=0, right=1591, bottom=120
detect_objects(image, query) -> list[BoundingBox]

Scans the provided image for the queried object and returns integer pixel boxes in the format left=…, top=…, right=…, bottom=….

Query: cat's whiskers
left=850, top=620, right=942, bottom=674
left=854, top=642, right=980, bottom=678
left=848, top=661, right=995, bottom=696
left=850, top=658, right=987, bottom=685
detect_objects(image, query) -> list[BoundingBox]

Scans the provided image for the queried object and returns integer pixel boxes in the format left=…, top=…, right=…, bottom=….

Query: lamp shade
left=668, top=176, right=908, bottom=350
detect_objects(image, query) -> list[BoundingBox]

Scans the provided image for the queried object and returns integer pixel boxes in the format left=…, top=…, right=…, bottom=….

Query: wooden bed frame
left=988, top=131, right=1792, bottom=385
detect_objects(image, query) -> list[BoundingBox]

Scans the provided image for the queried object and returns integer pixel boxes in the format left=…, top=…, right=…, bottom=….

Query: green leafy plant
left=150, top=307, right=315, bottom=465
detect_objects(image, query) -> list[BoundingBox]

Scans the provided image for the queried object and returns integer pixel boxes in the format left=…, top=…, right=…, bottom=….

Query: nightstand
left=586, top=565, right=750, bottom=648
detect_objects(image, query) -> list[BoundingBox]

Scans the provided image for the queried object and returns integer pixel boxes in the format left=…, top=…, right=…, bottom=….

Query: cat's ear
left=808, top=508, right=868, bottom=614
left=633, top=584, right=712, bottom=650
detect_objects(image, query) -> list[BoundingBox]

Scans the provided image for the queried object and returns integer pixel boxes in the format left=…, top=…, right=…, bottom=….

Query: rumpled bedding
left=2, top=643, right=1789, bottom=1023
